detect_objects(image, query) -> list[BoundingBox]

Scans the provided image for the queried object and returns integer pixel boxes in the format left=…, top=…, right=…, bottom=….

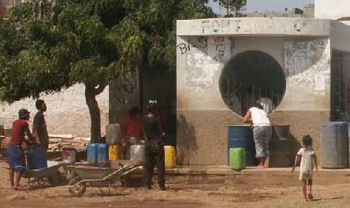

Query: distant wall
left=315, top=0, right=350, bottom=20
left=0, top=84, right=109, bottom=137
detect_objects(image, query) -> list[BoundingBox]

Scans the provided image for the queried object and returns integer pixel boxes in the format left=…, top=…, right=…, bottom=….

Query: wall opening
left=219, top=51, right=286, bottom=115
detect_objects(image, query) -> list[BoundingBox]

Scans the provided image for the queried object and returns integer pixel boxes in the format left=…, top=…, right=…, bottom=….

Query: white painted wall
left=177, top=35, right=331, bottom=112
left=315, top=0, right=350, bottom=20
left=0, top=84, right=109, bottom=137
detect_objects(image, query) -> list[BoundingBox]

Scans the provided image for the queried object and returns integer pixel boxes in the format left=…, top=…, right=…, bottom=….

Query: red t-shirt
left=122, top=117, right=143, bottom=138
left=11, top=119, right=33, bottom=146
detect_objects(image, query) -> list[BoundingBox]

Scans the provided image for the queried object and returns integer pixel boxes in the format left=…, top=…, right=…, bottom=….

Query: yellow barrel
left=109, top=144, right=120, bottom=161
left=164, top=146, right=176, bottom=168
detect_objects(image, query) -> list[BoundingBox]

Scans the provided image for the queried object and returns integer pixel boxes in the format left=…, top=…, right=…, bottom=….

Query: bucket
left=229, top=148, right=246, bottom=170
left=62, top=148, right=77, bottom=163
left=109, top=144, right=120, bottom=161
left=129, top=145, right=145, bottom=162
left=164, top=146, right=176, bottom=168
left=106, top=124, right=121, bottom=144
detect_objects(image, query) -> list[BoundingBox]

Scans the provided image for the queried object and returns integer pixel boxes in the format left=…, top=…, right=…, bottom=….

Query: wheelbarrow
left=66, top=160, right=143, bottom=197
left=22, top=161, right=66, bottom=189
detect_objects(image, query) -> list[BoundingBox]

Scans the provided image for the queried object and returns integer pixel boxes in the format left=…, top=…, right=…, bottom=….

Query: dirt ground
left=0, top=168, right=350, bottom=208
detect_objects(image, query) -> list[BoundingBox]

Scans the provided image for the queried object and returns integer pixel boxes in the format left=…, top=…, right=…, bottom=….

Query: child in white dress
left=291, top=135, right=318, bottom=202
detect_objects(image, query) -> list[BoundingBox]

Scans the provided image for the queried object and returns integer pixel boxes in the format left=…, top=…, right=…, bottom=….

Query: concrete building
left=176, top=17, right=350, bottom=165
left=315, top=0, right=350, bottom=20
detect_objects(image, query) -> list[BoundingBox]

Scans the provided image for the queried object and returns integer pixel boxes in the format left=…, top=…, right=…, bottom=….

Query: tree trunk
left=85, top=84, right=107, bottom=143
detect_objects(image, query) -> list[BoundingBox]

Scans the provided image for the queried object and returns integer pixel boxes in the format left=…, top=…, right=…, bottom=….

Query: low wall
left=177, top=110, right=329, bottom=165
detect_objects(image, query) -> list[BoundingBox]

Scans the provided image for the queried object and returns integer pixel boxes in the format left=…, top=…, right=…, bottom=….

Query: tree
left=214, top=0, right=247, bottom=16
left=0, top=0, right=215, bottom=142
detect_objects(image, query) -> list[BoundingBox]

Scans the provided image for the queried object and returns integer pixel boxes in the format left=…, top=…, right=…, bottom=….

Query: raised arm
left=242, top=110, right=252, bottom=124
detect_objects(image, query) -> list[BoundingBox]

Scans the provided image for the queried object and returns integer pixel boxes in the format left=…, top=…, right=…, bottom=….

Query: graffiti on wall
left=284, top=39, right=327, bottom=77
left=183, top=37, right=233, bottom=91
left=284, top=39, right=330, bottom=92
left=200, top=19, right=313, bottom=35
left=201, top=19, right=241, bottom=34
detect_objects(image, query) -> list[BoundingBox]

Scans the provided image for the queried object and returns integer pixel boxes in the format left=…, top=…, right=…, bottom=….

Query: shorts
left=8, top=143, right=25, bottom=172
left=253, top=126, right=272, bottom=158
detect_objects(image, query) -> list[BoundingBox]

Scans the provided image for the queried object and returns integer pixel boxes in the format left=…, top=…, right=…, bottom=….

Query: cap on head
left=18, top=108, right=30, bottom=119
left=146, top=100, right=157, bottom=112
left=253, top=102, right=263, bottom=110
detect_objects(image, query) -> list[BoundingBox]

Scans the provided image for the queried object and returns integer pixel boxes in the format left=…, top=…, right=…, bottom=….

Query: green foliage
left=0, top=0, right=215, bottom=137
left=214, top=0, right=247, bottom=16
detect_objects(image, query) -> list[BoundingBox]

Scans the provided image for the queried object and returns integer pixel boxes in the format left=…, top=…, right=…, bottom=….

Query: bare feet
left=14, top=185, right=27, bottom=191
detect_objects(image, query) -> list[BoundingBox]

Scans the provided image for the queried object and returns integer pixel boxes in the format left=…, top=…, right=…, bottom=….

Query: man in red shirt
left=8, top=109, right=35, bottom=190
left=120, top=107, right=144, bottom=159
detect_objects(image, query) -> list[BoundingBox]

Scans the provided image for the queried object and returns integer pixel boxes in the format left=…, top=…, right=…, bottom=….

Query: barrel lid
left=322, top=121, right=348, bottom=126
left=272, top=124, right=289, bottom=127
left=228, top=124, right=251, bottom=127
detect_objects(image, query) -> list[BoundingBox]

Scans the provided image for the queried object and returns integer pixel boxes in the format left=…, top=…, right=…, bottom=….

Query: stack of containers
left=106, top=124, right=121, bottom=161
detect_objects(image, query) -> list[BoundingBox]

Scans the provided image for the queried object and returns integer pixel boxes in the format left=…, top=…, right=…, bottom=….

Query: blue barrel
left=87, top=143, right=98, bottom=164
left=321, top=122, right=349, bottom=168
left=97, top=143, right=108, bottom=164
left=228, top=125, right=256, bottom=166
left=27, top=145, right=47, bottom=169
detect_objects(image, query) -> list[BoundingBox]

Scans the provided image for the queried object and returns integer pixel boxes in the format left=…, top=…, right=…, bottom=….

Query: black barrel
left=228, top=125, right=256, bottom=166
left=348, top=123, right=350, bottom=165
left=269, top=125, right=291, bottom=167
left=321, top=122, right=349, bottom=168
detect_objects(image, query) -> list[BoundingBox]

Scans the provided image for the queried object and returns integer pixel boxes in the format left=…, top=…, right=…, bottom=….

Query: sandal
left=308, top=193, right=313, bottom=200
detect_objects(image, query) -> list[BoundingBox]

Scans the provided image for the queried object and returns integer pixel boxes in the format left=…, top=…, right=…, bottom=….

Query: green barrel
left=229, top=148, right=246, bottom=170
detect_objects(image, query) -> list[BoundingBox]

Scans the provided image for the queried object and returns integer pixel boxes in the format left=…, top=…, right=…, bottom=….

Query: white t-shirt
left=249, top=107, right=271, bottom=127
left=298, top=148, right=315, bottom=176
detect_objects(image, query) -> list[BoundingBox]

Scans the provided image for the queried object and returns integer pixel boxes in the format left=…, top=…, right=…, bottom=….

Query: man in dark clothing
left=33, top=99, right=49, bottom=149
left=143, top=100, right=166, bottom=190
left=8, top=109, right=35, bottom=190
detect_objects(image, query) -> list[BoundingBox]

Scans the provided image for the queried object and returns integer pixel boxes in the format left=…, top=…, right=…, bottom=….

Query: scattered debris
left=6, top=193, right=26, bottom=201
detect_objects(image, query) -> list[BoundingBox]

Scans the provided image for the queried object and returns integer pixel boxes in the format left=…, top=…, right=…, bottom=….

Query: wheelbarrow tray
left=22, top=164, right=61, bottom=178
left=67, top=166, right=117, bottom=179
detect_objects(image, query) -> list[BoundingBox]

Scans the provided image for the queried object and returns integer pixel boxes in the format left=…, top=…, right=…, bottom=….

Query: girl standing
left=291, top=135, right=318, bottom=201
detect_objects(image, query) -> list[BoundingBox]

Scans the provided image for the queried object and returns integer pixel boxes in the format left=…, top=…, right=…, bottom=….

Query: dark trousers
left=144, top=143, right=165, bottom=188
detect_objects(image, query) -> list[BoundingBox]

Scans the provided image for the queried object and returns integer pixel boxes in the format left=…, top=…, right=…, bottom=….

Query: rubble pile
left=48, top=134, right=89, bottom=152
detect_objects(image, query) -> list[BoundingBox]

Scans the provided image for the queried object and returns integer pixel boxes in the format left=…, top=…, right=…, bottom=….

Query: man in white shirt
left=242, top=103, right=272, bottom=168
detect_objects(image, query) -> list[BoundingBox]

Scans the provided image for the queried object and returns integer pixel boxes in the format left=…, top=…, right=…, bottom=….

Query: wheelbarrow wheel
left=68, top=177, right=86, bottom=197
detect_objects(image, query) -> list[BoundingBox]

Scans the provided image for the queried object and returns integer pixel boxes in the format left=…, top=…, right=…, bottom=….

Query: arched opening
left=220, top=51, right=286, bottom=116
